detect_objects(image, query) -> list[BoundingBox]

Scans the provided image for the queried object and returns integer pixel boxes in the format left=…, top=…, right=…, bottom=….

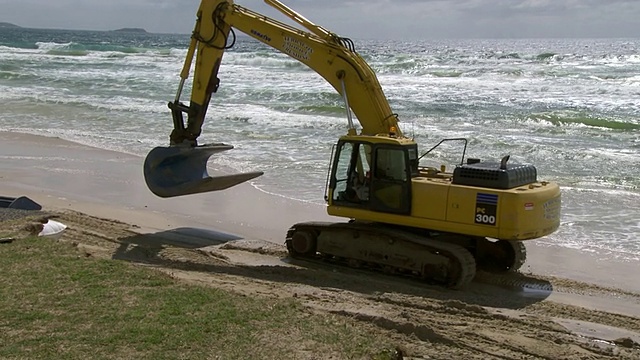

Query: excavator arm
left=145, top=0, right=403, bottom=198
left=170, top=0, right=401, bottom=145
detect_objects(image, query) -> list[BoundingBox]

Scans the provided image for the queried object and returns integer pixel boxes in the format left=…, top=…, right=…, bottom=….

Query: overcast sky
left=2, top=0, right=639, bottom=39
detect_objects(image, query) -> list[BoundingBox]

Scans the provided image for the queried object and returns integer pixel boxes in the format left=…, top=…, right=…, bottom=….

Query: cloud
left=1, top=0, right=639, bottom=38
left=455, top=0, right=638, bottom=17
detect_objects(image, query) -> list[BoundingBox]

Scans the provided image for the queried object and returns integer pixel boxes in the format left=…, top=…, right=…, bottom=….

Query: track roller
left=288, top=230, right=317, bottom=256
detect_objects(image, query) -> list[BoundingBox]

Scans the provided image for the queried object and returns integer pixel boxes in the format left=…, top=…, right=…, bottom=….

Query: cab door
left=328, top=141, right=372, bottom=207
left=369, top=146, right=412, bottom=214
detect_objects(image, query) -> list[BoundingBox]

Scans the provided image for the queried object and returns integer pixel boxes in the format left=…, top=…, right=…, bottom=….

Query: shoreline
left=0, top=131, right=333, bottom=242
left=1, top=130, right=638, bottom=294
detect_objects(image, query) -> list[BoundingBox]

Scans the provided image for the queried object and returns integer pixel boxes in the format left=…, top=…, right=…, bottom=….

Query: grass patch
left=0, top=237, right=397, bottom=359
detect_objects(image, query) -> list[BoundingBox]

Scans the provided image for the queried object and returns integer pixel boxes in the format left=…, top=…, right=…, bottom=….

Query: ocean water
left=1, top=27, right=638, bottom=261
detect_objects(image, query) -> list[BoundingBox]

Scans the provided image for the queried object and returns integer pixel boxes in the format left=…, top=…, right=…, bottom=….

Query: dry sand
left=1, top=131, right=639, bottom=359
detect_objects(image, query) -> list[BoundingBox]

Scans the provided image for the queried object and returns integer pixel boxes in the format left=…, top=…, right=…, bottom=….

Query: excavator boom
left=144, top=0, right=403, bottom=198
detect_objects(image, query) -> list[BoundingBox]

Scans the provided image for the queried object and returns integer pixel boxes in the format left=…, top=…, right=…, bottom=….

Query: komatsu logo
left=250, top=29, right=271, bottom=42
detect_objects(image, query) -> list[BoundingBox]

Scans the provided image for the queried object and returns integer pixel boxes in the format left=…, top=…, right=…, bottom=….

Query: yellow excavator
left=143, top=0, right=561, bottom=288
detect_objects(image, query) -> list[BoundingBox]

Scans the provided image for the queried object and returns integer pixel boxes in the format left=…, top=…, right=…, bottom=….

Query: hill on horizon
left=0, top=22, right=21, bottom=28
left=0, top=22, right=153, bottom=34
left=112, top=28, right=148, bottom=34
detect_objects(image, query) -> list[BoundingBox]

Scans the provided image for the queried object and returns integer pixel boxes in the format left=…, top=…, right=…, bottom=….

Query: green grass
left=0, top=237, right=397, bottom=359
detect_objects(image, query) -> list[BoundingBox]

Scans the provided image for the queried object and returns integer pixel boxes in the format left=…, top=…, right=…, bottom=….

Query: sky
left=1, top=0, right=640, bottom=39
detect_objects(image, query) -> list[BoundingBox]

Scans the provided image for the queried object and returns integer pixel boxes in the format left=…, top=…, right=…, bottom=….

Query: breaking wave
left=529, top=113, right=640, bottom=131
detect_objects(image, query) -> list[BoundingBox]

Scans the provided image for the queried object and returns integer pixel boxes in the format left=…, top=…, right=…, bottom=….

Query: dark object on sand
left=0, top=196, right=42, bottom=211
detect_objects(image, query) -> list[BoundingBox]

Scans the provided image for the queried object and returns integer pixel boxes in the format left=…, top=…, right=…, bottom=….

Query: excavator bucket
left=143, top=144, right=263, bottom=198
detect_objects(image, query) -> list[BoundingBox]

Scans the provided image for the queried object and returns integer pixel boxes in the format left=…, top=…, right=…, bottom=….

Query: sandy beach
left=1, top=130, right=639, bottom=358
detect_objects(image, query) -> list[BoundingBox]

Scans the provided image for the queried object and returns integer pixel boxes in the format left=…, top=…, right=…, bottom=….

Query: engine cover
left=452, top=161, right=537, bottom=189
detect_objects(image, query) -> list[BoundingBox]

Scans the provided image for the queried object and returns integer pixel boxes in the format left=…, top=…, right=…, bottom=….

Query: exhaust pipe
left=143, top=143, right=263, bottom=198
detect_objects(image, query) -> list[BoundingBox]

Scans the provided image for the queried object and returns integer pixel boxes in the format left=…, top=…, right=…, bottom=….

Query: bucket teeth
left=143, top=143, right=263, bottom=198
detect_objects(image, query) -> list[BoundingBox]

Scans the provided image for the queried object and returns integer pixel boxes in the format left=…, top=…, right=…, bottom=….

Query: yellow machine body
left=144, top=0, right=562, bottom=287
left=326, top=135, right=560, bottom=242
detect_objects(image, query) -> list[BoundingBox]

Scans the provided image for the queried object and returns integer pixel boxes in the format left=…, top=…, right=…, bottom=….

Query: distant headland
left=0, top=23, right=151, bottom=33
left=112, top=28, right=148, bottom=34
left=0, top=22, right=21, bottom=28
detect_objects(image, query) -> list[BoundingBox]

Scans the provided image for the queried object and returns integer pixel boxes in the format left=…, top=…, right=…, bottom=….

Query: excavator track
left=286, top=222, right=477, bottom=289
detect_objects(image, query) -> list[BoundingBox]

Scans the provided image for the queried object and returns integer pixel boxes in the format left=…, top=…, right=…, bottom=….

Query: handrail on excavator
left=264, top=0, right=332, bottom=40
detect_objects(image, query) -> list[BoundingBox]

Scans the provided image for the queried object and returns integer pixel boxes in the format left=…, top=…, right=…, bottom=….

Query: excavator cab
left=328, top=137, right=417, bottom=215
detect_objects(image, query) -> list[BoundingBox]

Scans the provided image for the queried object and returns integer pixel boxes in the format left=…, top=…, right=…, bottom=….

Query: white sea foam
left=35, top=41, right=74, bottom=50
